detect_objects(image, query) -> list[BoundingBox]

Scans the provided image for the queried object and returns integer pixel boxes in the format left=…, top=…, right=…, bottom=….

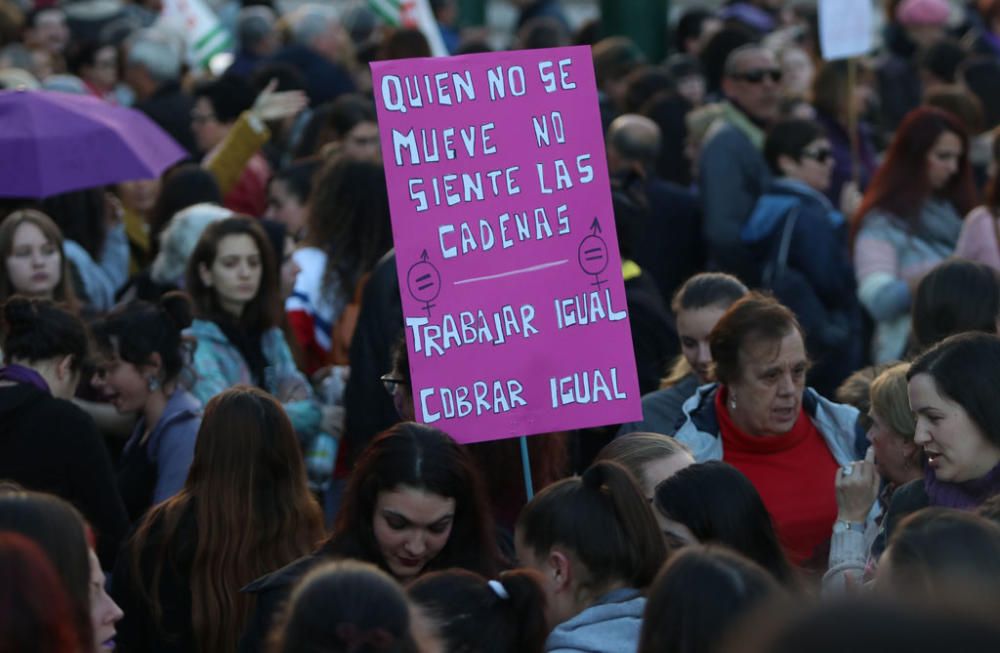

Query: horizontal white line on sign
left=454, top=259, right=569, bottom=285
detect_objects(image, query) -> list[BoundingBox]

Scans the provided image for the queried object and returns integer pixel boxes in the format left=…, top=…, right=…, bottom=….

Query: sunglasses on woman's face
left=801, top=147, right=834, bottom=164
left=732, top=68, right=783, bottom=84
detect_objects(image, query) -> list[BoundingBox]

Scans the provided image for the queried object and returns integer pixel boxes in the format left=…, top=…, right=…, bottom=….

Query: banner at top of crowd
left=818, top=0, right=875, bottom=61
left=371, top=45, right=642, bottom=444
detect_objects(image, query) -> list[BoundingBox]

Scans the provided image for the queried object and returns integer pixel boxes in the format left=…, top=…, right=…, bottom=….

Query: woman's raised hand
left=835, top=447, right=880, bottom=523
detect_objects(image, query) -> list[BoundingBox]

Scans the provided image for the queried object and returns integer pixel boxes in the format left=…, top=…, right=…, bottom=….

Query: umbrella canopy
left=0, top=89, right=189, bottom=198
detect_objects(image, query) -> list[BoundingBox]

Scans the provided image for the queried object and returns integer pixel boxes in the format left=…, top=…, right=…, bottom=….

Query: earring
left=729, top=392, right=737, bottom=410
left=147, top=376, right=161, bottom=392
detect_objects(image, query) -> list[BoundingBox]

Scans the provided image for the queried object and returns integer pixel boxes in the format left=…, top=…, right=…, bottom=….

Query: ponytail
left=496, top=570, right=548, bottom=653
left=581, top=461, right=668, bottom=588
left=408, top=569, right=547, bottom=653
left=518, top=461, right=668, bottom=593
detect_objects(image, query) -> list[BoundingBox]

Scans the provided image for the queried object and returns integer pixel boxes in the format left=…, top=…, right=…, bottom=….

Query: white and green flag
left=161, top=0, right=234, bottom=70
left=369, top=0, right=448, bottom=57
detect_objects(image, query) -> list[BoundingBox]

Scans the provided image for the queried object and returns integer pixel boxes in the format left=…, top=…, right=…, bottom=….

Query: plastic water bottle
left=306, top=433, right=337, bottom=491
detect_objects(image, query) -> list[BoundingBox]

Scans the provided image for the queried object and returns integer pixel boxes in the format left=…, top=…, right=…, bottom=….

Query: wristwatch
left=833, top=519, right=866, bottom=534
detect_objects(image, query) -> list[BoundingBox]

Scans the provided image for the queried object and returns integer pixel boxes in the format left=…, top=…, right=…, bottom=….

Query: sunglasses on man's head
left=732, top=68, right=782, bottom=84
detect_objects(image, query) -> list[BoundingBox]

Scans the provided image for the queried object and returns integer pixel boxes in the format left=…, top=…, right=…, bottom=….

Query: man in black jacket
left=269, top=4, right=356, bottom=107
left=606, top=113, right=705, bottom=308
left=125, top=31, right=197, bottom=156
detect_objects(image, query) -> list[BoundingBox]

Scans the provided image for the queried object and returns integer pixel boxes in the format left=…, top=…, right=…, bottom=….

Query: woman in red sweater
left=672, top=293, right=866, bottom=567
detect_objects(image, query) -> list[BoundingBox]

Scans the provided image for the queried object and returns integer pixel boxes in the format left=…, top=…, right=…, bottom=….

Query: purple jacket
left=815, top=110, right=877, bottom=206
left=123, top=389, right=201, bottom=504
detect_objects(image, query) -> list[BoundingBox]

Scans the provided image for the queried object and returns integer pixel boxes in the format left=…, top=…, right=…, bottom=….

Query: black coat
left=342, top=251, right=403, bottom=467
left=134, top=81, right=198, bottom=157
left=0, top=383, right=129, bottom=569
left=872, top=479, right=929, bottom=558
left=269, top=44, right=356, bottom=107
left=624, top=266, right=678, bottom=395
left=640, top=177, right=704, bottom=306
left=238, top=543, right=336, bottom=653
left=611, top=171, right=704, bottom=309
left=111, top=509, right=197, bottom=653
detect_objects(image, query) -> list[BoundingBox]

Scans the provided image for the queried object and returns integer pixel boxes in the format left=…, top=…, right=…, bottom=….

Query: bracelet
left=833, top=519, right=866, bottom=535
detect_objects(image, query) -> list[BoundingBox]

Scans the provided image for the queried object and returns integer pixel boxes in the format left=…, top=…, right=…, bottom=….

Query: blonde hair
left=870, top=363, right=916, bottom=442
left=661, top=357, right=694, bottom=389
left=596, top=433, right=692, bottom=485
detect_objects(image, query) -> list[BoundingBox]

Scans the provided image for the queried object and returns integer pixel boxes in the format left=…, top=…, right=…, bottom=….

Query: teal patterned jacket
left=184, top=319, right=321, bottom=442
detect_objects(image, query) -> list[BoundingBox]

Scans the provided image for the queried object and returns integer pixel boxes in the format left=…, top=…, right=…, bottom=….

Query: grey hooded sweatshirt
left=545, top=588, right=645, bottom=653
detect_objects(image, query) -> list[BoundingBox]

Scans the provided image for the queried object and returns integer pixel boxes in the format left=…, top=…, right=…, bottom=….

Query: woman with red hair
left=851, top=107, right=977, bottom=362
left=0, top=532, right=81, bottom=653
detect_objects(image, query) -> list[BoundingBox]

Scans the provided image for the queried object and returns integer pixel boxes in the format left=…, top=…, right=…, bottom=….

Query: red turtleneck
left=715, top=387, right=839, bottom=565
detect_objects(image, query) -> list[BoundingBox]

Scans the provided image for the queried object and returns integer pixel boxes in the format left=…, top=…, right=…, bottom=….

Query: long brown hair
left=128, top=387, right=324, bottom=653
left=811, top=59, right=874, bottom=124
left=0, top=209, right=80, bottom=313
left=328, top=422, right=502, bottom=578
left=849, top=107, right=977, bottom=243
left=185, top=216, right=281, bottom=332
left=304, top=156, right=392, bottom=301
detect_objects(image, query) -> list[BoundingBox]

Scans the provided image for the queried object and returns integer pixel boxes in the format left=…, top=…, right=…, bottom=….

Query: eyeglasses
left=802, top=146, right=834, bottom=164
left=190, top=111, right=216, bottom=124
left=380, top=374, right=406, bottom=396
left=731, top=68, right=782, bottom=84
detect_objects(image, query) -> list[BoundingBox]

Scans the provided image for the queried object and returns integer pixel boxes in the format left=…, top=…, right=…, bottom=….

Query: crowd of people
left=5, top=0, right=1000, bottom=651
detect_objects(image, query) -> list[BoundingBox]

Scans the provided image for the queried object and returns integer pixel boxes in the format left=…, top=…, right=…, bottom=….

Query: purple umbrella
left=0, top=89, right=188, bottom=198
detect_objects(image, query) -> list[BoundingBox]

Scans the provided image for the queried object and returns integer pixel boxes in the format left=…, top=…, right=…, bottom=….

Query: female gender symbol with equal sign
left=407, top=249, right=442, bottom=316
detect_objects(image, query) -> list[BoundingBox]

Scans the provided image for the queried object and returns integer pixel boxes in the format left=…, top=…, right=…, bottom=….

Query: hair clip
left=488, top=579, right=509, bottom=600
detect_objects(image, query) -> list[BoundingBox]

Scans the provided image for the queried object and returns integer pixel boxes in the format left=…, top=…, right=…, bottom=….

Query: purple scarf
left=924, top=462, right=1000, bottom=510
left=983, top=31, right=1000, bottom=59
left=0, top=364, right=51, bottom=394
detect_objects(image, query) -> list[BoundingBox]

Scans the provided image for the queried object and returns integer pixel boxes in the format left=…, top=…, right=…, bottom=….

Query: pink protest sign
left=372, top=46, right=641, bottom=444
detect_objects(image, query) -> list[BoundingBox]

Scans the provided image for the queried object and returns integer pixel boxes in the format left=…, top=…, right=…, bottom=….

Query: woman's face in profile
left=908, top=373, right=1000, bottom=483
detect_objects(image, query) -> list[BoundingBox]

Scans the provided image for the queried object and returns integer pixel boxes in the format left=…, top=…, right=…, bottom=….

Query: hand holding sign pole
left=818, top=0, right=874, bottom=187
